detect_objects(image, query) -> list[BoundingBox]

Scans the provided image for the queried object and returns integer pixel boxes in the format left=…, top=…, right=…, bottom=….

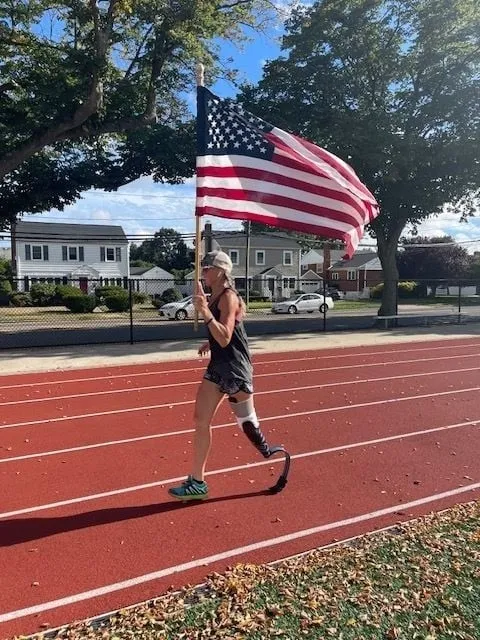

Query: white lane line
left=1, top=381, right=480, bottom=434
left=2, top=368, right=480, bottom=434
left=1, top=341, right=479, bottom=391
left=2, top=358, right=479, bottom=407
left=1, top=482, right=479, bottom=624
left=1, top=366, right=480, bottom=461
left=1, top=418, right=478, bottom=518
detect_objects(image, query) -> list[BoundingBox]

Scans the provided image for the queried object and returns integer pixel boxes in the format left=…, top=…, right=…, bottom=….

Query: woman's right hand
left=198, top=342, right=210, bottom=357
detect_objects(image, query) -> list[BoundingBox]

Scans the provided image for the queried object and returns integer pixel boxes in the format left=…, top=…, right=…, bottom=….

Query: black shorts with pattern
left=203, top=368, right=253, bottom=396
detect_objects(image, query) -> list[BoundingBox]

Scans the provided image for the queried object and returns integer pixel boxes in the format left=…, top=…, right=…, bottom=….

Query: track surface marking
left=0, top=337, right=479, bottom=638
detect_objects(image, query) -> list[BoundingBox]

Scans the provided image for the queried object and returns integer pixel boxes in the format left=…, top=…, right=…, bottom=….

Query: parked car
left=159, top=294, right=211, bottom=320
left=272, top=293, right=334, bottom=314
left=316, top=287, right=345, bottom=301
left=159, top=296, right=195, bottom=320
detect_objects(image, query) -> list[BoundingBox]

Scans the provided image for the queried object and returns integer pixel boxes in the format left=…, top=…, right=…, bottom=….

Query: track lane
left=2, top=366, right=480, bottom=430
left=1, top=337, right=479, bottom=393
left=1, top=355, right=480, bottom=406
left=2, top=337, right=480, bottom=638
left=1, top=424, right=479, bottom=638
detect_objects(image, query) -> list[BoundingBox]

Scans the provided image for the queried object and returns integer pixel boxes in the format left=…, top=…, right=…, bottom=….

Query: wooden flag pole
left=194, top=62, right=205, bottom=331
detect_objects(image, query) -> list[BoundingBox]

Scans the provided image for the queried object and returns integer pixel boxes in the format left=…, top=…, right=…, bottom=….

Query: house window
left=289, top=278, right=296, bottom=288
left=283, top=251, right=293, bottom=266
left=32, top=246, right=43, bottom=260
left=62, top=246, right=85, bottom=261
left=255, top=250, right=265, bottom=266
left=331, top=272, right=339, bottom=280
left=25, top=244, right=49, bottom=261
left=229, top=249, right=239, bottom=265
left=101, top=247, right=121, bottom=262
left=347, top=270, right=356, bottom=281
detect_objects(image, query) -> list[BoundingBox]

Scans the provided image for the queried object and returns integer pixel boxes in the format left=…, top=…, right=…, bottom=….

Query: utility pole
left=10, top=217, right=17, bottom=289
left=245, top=221, right=251, bottom=307
left=204, top=221, right=213, bottom=253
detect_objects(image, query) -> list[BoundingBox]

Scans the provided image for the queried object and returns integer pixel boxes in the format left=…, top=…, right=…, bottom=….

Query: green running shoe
left=168, top=475, right=208, bottom=501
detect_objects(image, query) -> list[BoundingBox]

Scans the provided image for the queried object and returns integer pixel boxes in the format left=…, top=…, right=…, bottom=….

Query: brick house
left=329, top=252, right=383, bottom=294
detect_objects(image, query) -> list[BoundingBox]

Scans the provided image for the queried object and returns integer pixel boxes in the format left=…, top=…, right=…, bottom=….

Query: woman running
left=168, top=250, right=290, bottom=501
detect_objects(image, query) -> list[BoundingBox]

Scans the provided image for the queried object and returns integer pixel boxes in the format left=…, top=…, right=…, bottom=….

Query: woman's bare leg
left=192, top=379, right=224, bottom=481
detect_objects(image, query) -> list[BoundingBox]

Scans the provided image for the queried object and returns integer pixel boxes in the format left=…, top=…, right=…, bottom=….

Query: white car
left=159, top=296, right=195, bottom=321
left=272, top=293, right=334, bottom=315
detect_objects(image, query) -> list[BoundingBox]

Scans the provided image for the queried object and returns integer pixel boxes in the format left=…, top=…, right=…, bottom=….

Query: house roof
left=301, top=269, right=322, bottom=280
left=130, top=266, right=151, bottom=275
left=210, top=231, right=302, bottom=249
left=301, top=248, right=345, bottom=265
left=15, top=221, right=128, bottom=243
left=331, top=252, right=379, bottom=269
left=130, top=265, right=174, bottom=278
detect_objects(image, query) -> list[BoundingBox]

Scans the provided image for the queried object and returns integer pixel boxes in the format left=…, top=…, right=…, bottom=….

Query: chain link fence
left=0, top=275, right=479, bottom=349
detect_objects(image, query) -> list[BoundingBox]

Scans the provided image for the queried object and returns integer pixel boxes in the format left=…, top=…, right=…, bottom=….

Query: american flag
left=196, top=86, right=379, bottom=258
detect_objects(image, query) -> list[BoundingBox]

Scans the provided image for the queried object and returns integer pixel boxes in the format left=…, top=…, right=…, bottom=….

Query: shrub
left=132, top=291, right=149, bottom=304
left=370, top=281, right=423, bottom=300
left=55, top=284, right=83, bottom=304
left=95, top=285, right=126, bottom=302
left=151, top=297, right=164, bottom=309
left=0, top=278, right=13, bottom=306
left=9, top=292, right=32, bottom=307
left=29, top=282, right=57, bottom=306
left=160, top=288, right=182, bottom=304
left=104, top=292, right=130, bottom=312
left=64, top=295, right=97, bottom=313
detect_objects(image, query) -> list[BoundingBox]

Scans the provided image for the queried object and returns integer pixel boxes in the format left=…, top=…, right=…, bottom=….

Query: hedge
left=370, top=281, right=422, bottom=299
left=64, top=295, right=97, bottom=313
left=104, top=292, right=130, bottom=312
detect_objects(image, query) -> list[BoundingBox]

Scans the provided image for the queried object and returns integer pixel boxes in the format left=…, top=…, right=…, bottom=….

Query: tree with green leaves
left=130, top=228, right=193, bottom=272
left=240, top=0, right=480, bottom=314
left=0, top=0, right=276, bottom=228
left=397, top=236, right=473, bottom=295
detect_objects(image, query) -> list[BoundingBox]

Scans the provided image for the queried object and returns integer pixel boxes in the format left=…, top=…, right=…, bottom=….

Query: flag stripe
left=196, top=158, right=367, bottom=217
left=195, top=86, right=379, bottom=257
left=195, top=205, right=360, bottom=257
left=196, top=183, right=364, bottom=229
left=270, top=129, right=377, bottom=204
left=196, top=194, right=357, bottom=235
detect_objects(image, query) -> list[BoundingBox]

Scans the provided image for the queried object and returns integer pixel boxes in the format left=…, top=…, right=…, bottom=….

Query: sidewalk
left=1, top=322, right=480, bottom=375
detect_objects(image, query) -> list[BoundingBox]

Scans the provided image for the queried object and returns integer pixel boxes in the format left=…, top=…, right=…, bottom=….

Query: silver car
left=272, top=293, right=334, bottom=314
left=159, top=296, right=195, bottom=321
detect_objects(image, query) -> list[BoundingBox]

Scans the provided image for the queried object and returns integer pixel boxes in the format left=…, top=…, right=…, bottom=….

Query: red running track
left=1, top=337, right=480, bottom=638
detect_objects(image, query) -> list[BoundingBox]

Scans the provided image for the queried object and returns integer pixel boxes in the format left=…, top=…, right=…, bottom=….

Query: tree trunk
left=376, top=226, right=403, bottom=316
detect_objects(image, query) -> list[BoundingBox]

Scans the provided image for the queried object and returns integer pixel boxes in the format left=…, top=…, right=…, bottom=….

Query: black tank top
left=207, top=288, right=252, bottom=381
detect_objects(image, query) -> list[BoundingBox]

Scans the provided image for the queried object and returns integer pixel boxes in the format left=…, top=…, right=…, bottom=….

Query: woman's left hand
left=193, top=280, right=209, bottom=317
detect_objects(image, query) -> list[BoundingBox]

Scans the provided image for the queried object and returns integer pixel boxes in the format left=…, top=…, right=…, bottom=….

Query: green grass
left=34, top=501, right=480, bottom=640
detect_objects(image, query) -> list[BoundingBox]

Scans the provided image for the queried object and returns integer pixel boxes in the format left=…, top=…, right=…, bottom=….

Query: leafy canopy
left=129, top=228, right=194, bottom=272
left=239, top=0, right=480, bottom=313
left=0, top=0, right=277, bottom=227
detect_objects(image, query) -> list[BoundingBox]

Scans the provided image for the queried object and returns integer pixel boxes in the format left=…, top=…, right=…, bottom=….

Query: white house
left=130, top=265, right=175, bottom=297
left=14, top=221, right=129, bottom=292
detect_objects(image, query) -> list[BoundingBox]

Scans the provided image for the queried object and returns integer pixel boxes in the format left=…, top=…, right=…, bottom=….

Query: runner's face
left=202, top=265, right=222, bottom=288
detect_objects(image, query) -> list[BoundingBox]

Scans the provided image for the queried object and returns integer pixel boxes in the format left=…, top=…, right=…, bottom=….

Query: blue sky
left=2, top=0, right=479, bottom=253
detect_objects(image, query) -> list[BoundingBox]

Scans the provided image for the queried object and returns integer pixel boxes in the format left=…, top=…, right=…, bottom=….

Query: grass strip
left=22, top=500, right=480, bottom=640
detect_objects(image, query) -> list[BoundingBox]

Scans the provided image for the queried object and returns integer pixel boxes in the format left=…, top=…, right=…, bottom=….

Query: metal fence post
left=322, top=277, right=327, bottom=332
left=129, top=278, right=134, bottom=345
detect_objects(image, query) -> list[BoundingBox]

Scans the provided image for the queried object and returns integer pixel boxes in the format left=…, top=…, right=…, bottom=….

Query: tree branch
left=0, top=0, right=120, bottom=181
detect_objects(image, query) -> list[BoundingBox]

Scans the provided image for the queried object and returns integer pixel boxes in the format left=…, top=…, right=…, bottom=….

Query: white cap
left=201, top=251, right=233, bottom=275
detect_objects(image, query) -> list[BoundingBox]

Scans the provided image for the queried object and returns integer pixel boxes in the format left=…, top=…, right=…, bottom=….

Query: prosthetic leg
left=229, top=396, right=291, bottom=493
